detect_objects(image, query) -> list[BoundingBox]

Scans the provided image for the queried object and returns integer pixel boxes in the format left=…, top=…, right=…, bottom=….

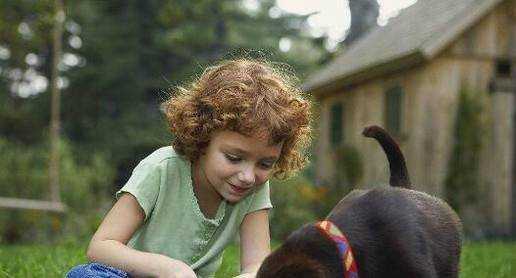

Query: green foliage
left=0, top=138, right=114, bottom=243
left=0, top=0, right=54, bottom=69
left=0, top=138, right=47, bottom=200
left=267, top=145, right=364, bottom=241
left=445, top=89, right=484, bottom=211
left=312, top=144, right=364, bottom=217
left=335, top=144, right=364, bottom=187
left=445, top=88, right=486, bottom=237
left=269, top=176, right=321, bottom=240
left=214, top=241, right=281, bottom=278
left=214, top=244, right=240, bottom=278
left=0, top=97, right=48, bottom=144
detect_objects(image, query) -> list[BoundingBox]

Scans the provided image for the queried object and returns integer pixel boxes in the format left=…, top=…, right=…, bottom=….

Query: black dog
left=257, top=126, right=462, bottom=278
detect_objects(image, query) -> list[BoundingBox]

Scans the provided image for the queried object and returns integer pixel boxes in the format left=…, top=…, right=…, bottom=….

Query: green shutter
left=385, top=86, right=403, bottom=136
left=330, top=102, right=344, bottom=147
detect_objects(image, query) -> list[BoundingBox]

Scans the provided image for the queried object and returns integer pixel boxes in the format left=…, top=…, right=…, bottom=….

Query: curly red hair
left=164, top=59, right=311, bottom=179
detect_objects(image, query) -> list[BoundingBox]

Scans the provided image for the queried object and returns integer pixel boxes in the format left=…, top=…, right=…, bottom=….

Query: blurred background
left=0, top=0, right=514, bottom=250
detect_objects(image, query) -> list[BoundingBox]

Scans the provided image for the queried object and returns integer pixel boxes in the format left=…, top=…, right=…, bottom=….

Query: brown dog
left=257, top=126, right=462, bottom=278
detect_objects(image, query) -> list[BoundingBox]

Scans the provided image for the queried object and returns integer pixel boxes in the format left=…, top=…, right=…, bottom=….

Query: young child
left=66, top=58, right=311, bottom=278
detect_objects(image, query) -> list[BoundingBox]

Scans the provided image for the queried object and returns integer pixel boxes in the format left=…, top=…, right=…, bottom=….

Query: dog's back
left=329, top=126, right=462, bottom=277
left=257, top=126, right=462, bottom=278
left=328, top=187, right=461, bottom=277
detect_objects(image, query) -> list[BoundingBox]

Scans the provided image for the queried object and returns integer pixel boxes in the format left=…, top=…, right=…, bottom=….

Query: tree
left=0, top=0, right=55, bottom=144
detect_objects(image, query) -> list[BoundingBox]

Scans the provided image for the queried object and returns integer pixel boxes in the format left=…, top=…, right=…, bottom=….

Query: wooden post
left=49, top=0, right=64, bottom=203
left=505, top=3, right=516, bottom=238
left=0, top=197, right=65, bottom=212
left=508, top=8, right=516, bottom=238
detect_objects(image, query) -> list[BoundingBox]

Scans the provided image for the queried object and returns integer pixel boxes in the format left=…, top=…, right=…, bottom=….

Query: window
left=385, top=86, right=404, bottom=136
left=330, top=102, right=344, bottom=147
left=496, top=59, right=511, bottom=78
left=489, top=59, right=513, bottom=93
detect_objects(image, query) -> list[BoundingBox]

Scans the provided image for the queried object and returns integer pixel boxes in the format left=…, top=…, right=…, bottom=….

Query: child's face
left=196, top=130, right=283, bottom=203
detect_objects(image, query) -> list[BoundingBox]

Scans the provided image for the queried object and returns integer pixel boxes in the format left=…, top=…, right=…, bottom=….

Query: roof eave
left=306, top=51, right=427, bottom=98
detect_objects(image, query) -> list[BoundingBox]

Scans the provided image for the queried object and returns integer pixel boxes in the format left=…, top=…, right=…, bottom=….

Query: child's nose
left=237, top=165, right=255, bottom=185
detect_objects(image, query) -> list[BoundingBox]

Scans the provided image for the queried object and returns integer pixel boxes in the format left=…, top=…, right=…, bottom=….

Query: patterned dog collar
left=315, top=220, right=359, bottom=278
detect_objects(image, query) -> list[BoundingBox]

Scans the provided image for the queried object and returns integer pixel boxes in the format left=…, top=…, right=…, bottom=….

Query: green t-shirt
left=116, top=147, right=272, bottom=278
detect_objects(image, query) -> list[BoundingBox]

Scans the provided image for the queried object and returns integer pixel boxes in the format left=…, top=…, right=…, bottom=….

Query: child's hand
left=158, top=258, right=197, bottom=278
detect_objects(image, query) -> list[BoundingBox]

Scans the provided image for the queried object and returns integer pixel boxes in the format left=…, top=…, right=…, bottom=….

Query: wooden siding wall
left=316, top=59, right=463, bottom=194
left=444, top=0, right=516, bottom=235
left=314, top=0, right=515, bottom=235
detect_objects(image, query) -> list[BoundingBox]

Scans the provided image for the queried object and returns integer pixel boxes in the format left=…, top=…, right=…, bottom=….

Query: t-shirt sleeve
left=247, top=181, right=273, bottom=214
left=116, top=161, right=161, bottom=221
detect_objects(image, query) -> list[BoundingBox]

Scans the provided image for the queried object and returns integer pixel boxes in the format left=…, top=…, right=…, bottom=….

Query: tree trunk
left=49, top=0, right=64, bottom=203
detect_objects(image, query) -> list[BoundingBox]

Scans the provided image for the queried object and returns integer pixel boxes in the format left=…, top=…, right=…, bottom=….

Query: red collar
left=315, top=220, right=359, bottom=278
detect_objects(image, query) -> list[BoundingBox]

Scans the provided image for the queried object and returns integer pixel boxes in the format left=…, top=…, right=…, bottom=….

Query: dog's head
left=257, top=253, right=326, bottom=278
left=257, top=224, right=345, bottom=278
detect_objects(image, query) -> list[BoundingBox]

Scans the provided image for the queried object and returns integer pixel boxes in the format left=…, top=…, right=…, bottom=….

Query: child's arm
left=238, top=209, right=271, bottom=277
left=87, top=193, right=197, bottom=278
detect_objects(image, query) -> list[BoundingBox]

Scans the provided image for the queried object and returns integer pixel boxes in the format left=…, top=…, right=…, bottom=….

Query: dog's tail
left=362, top=125, right=411, bottom=188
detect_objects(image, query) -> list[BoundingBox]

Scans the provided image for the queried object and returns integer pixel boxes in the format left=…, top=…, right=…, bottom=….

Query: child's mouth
left=229, top=183, right=249, bottom=195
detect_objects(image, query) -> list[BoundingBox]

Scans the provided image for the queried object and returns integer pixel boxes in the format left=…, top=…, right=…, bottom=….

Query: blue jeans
left=66, top=263, right=130, bottom=278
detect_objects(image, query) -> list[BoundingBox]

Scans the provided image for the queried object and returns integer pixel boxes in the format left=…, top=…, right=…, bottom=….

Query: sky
left=272, top=0, right=418, bottom=50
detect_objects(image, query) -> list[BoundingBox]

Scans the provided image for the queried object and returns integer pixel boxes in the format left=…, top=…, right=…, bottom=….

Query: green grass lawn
left=0, top=241, right=514, bottom=277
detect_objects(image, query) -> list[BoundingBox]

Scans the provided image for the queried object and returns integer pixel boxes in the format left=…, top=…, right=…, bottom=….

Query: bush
left=335, top=144, right=364, bottom=187
left=0, top=138, right=114, bottom=244
left=268, top=152, right=363, bottom=241
left=269, top=175, right=324, bottom=240
left=309, top=144, right=365, bottom=216
left=444, top=88, right=486, bottom=237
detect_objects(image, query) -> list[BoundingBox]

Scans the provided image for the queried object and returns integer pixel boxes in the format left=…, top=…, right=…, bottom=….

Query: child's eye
left=224, top=153, right=242, bottom=163
left=259, top=161, right=275, bottom=170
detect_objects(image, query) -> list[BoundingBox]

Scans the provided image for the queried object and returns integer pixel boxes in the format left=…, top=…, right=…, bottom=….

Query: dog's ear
left=274, top=262, right=325, bottom=278
left=258, top=252, right=327, bottom=278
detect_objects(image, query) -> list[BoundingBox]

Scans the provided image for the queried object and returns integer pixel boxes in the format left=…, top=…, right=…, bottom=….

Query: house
left=305, top=0, right=515, bottom=237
